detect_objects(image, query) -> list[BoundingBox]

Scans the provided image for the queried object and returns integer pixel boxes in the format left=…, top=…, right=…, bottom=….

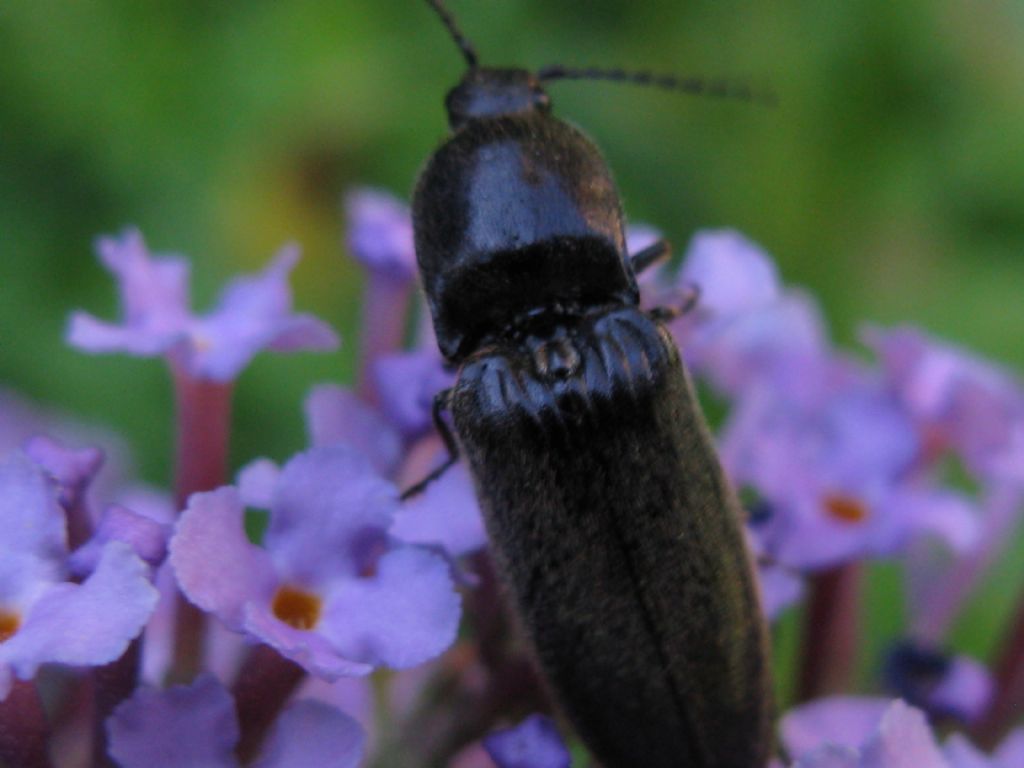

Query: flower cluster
left=0, top=192, right=1021, bottom=767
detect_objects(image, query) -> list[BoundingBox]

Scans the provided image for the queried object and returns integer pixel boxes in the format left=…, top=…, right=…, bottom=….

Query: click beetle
left=406, top=2, right=774, bottom=765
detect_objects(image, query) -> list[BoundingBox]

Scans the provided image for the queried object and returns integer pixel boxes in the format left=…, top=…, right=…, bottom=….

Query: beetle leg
left=400, top=387, right=460, bottom=500
left=629, top=238, right=672, bottom=275
left=648, top=282, right=701, bottom=323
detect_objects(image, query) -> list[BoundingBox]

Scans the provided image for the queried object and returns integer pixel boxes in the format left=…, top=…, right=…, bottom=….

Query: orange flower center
left=271, top=585, right=322, bottom=630
left=0, top=611, right=20, bottom=643
left=823, top=494, right=869, bottom=524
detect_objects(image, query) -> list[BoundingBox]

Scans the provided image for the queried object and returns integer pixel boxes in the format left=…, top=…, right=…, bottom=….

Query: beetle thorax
left=413, top=112, right=638, bottom=362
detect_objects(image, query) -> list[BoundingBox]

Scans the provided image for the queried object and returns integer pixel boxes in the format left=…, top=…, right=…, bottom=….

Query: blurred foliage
left=2, top=0, right=1023, bottom=701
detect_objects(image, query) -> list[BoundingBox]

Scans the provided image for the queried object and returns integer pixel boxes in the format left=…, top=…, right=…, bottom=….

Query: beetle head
left=446, top=68, right=551, bottom=130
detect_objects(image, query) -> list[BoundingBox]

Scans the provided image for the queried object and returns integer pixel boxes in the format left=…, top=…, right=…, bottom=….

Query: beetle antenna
left=424, top=0, right=479, bottom=69
left=536, top=65, right=774, bottom=105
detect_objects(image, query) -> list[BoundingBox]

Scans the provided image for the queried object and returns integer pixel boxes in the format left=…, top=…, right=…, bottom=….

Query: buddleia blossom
left=170, top=445, right=462, bottom=678
left=3, top=183, right=1020, bottom=766
left=786, top=698, right=949, bottom=767
left=883, top=641, right=994, bottom=724
left=782, top=697, right=1024, bottom=768
left=106, top=674, right=365, bottom=768
left=67, top=229, right=338, bottom=381
left=483, top=715, right=572, bottom=768
left=864, top=326, right=1024, bottom=485
left=0, top=451, right=158, bottom=698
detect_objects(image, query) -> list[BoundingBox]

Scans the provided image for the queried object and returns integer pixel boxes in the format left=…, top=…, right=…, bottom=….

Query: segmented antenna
left=536, top=65, right=774, bottom=105
left=424, top=0, right=479, bottom=69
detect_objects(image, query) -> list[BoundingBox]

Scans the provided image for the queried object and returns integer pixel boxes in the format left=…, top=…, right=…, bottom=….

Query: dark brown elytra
left=406, top=2, right=775, bottom=765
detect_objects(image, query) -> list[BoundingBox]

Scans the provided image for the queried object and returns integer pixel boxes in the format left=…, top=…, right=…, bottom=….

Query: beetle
left=405, top=2, right=774, bottom=765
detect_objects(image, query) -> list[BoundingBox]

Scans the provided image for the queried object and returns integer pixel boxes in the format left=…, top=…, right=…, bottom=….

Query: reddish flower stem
left=232, top=644, right=306, bottom=763
left=64, top=494, right=95, bottom=553
left=796, top=562, right=863, bottom=702
left=168, top=369, right=233, bottom=684
left=357, top=274, right=413, bottom=406
left=171, top=369, right=233, bottom=509
left=971, top=590, right=1024, bottom=749
left=92, top=638, right=141, bottom=768
left=0, top=679, right=53, bottom=768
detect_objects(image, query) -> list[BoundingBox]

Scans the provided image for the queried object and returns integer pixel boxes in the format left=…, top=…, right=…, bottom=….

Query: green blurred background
left=2, top=0, right=1023, bottom=702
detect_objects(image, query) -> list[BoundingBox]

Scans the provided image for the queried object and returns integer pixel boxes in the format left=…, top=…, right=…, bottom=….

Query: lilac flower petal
left=757, top=562, right=804, bottom=619
left=170, top=487, right=278, bottom=631
left=943, top=735, right=989, bottom=768
left=344, top=188, right=416, bottom=282
left=894, top=489, right=980, bottom=555
left=69, top=504, right=171, bottom=574
left=266, top=446, right=399, bottom=584
left=994, top=730, right=1024, bottom=766
left=304, top=385, right=403, bottom=476
left=782, top=697, right=892, bottom=757
left=794, top=746, right=861, bottom=768
left=113, top=485, right=176, bottom=524
left=859, top=700, right=948, bottom=767
left=392, top=463, right=487, bottom=557
left=687, top=290, right=830, bottom=396
left=265, top=314, right=340, bottom=353
left=237, top=458, right=281, bottom=509
left=70, top=231, right=338, bottom=381
left=0, top=452, right=67, bottom=561
left=483, top=715, right=571, bottom=768
left=927, top=655, right=993, bottom=723
left=67, top=312, right=184, bottom=356
left=23, top=434, right=104, bottom=505
left=96, top=229, right=191, bottom=327
left=679, top=229, right=781, bottom=317
left=0, top=552, right=55, bottom=614
left=0, top=542, right=157, bottom=693
left=67, top=229, right=191, bottom=356
left=321, top=547, right=461, bottom=669
left=374, top=349, right=454, bottom=436
left=106, top=675, right=239, bottom=768
left=182, top=245, right=339, bottom=381
left=252, top=699, right=365, bottom=768
left=243, top=604, right=372, bottom=680
left=864, top=325, right=1024, bottom=479
left=863, top=326, right=1010, bottom=423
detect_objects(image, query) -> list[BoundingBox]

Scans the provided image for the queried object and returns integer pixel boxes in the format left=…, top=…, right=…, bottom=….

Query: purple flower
left=683, top=289, right=830, bottom=406
left=106, top=674, right=365, bottom=768
left=170, top=445, right=461, bottom=679
left=755, top=559, right=805, bottom=619
left=304, top=384, right=403, bottom=476
left=0, top=388, right=133, bottom=512
left=68, top=229, right=338, bottom=381
left=884, top=641, right=993, bottom=724
left=0, top=452, right=158, bottom=699
left=344, top=188, right=416, bottom=283
left=374, top=348, right=455, bottom=437
left=784, top=698, right=948, bottom=767
left=23, top=434, right=104, bottom=511
left=483, top=714, right=571, bottom=768
left=944, top=730, right=1024, bottom=768
left=864, top=326, right=1024, bottom=485
left=782, top=696, right=894, bottom=756
left=392, top=461, right=487, bottom=557
left=722, top=361, right=978, bottom=571
left=677, top=229, right=782, bottom=320
left=69, top=503, right=171, bottom=574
